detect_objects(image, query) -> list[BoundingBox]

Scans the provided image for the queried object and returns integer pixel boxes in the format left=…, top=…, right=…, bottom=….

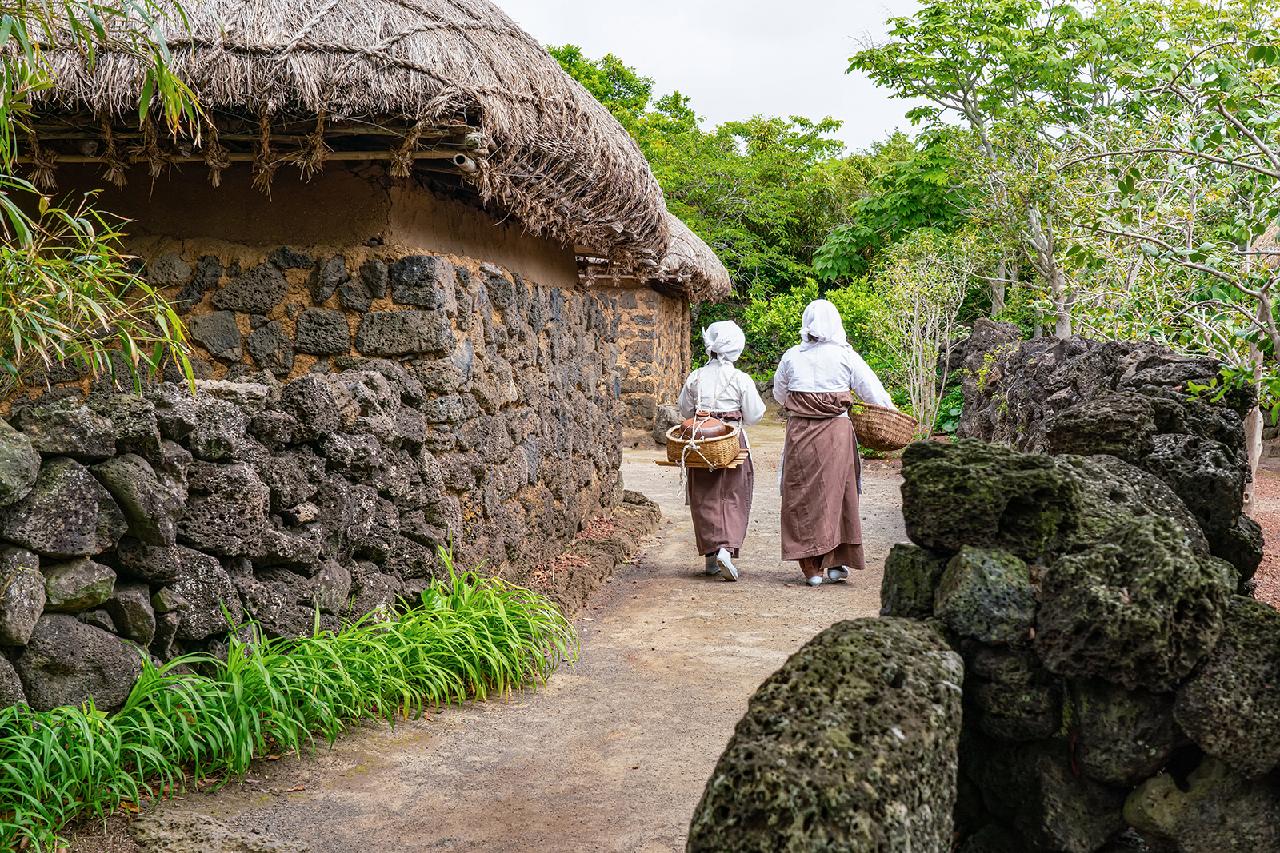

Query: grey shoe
left=704, top=554, right=720, bottom=576
left=717, top=548, right=739, bottom=582
left=806, top=575, right=824, bottom=587
left=827, top=566, right=850, bottom=583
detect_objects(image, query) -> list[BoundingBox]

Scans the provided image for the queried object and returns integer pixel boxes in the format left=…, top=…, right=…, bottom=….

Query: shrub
left=737, top=279, right=902, bottom=388
left=0, top=1, right=200, bottom=398
left=881, top=230, right=972, bottom=438
left=0, top=557, right=577, bottom=851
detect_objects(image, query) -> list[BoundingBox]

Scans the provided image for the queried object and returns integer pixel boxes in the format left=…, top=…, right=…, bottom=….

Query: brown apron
left=780, top=391, right=865, bottom=578
left=687, top=410, right=754, bottom=558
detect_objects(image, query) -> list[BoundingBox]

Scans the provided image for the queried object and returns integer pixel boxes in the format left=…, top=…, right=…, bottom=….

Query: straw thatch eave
left=31, top=0, right=669, bottom=263
left=652, top=214, right=732, bottom=302
left=576, top=214, right=732, bottom=302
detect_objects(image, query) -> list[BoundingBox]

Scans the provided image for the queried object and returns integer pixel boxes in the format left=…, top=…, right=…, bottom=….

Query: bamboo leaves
left=0, top=1, right=198, bottom=398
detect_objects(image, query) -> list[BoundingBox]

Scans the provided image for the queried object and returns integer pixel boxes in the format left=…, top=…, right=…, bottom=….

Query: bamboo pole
left=15, top=149, right=488, bottom=165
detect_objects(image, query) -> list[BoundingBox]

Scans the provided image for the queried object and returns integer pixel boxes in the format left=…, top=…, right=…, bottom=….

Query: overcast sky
left=498, top=0, right=923, bottom=153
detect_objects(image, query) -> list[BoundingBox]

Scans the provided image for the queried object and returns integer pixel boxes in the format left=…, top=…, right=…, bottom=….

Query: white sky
left=498, top=0, right=924, bottom=153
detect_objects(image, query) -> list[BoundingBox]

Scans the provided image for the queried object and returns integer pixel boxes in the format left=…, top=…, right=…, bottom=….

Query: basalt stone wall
left=0, top=244, right=623, bottom=712
left=596, top=285, right=690, bottom=432
left=885, top=439, right=1280, bottom=853
left=957, top=321, right=1262, bottom=589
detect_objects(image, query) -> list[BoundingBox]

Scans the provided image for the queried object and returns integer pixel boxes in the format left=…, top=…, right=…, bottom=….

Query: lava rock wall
left=0, top=244, right=623, bottom=711
left=888, top=439, right=1280, bottom=853
left=957, top=320, right=1262, bottom=589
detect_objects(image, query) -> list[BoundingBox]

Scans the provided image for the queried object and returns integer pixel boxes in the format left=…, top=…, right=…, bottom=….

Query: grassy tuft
left=0, top=556, right=577, bottom=850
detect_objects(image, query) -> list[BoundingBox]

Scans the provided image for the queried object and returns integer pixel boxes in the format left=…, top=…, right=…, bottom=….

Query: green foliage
left=0, top=1, right=199, bottom=394
left=0, top=558, right=577, bottom=851
left=551, top=44, right=862, bottom=300
left=815, top=130, right=974, bottom=280
left=935, top=385, right=965, bottom=435
left=0, top=187, right=193, bottom=390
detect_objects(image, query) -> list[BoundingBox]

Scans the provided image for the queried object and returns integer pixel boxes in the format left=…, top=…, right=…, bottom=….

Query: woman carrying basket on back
left=773, top=300, right=896, bottom=587
left=677, top=321, right=766, bottom=582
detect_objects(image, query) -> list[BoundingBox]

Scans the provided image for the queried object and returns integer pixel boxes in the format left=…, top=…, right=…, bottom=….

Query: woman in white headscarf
left=773, top=300, right=895, bottom=587
left=677, top=321, right=766, bottom=581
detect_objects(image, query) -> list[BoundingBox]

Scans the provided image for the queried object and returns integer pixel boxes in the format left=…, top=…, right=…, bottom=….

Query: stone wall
left=0, top=241, right=624, bottom=712
left=888, top=439, right=1280, bottom=853
left=956, top=321, right=1262, bottom=589
left=690, top=331, right=1277, bottom=852
left=688, top=618, right=964, bottom=852
left=597, top=285, right=690, bottom=432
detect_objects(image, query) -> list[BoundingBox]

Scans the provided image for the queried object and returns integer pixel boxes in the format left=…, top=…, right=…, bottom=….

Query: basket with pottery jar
left=665, top=412, right=742, bottom=469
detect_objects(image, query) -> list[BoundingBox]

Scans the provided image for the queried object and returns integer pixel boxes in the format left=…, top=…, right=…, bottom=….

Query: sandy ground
left=1251, top=464, right=1280, bottom=610
left=72, top=414, right=904, bottom=853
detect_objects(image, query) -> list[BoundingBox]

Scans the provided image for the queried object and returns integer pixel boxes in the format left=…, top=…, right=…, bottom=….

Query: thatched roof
left=576, top=214, right=732, bottom=302
left=33, top=0, right=668, bottom=262
left=653, top=214, right=732, bottom=302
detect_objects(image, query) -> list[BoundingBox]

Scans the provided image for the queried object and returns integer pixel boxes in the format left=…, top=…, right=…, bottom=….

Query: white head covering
left=702, top=321, right=746, bottom=364
left=800, top=300, right=848, bottom=350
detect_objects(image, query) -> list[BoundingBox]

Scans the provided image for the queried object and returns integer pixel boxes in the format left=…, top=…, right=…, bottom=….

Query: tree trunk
left=1245, top=297, right=1268, bottom=513
left=991, top=257, right=1007, bottom=318
left=1053, top=267, right=1072, bottom=339
left=1245, top=404, right=1262, bottom=514
left=1026, top=206, right=1071, bottom=339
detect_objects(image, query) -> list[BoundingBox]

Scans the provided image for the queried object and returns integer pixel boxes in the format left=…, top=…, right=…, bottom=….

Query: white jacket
left=772, top=343, right=895, bottom=411
left=678, top=362, right=766, bottom=425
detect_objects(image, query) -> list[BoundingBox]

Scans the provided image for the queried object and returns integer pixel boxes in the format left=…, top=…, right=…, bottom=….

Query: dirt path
left=78, top=417, right=904, bottom=853
left=1250, top=464, right=1280, bottom=609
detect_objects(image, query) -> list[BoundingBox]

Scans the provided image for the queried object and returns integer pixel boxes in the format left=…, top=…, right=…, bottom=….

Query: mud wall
left=0, top=167, right=624, bottom=712
left=598, top=285, right=690, bottom=431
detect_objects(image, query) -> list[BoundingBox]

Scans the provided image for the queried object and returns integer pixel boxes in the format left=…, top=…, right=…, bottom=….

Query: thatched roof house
left=0, top=0, right=734, bottom=711
left=25, top=0, right=732, bottom=431
left=31, top=0, right=676, bottom=265
left=579, top=213, right=731, bottom=431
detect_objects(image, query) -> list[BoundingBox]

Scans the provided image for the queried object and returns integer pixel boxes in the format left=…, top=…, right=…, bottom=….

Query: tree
left=849, top=0, right=1121, bottom=333
left=814, top=129, right=973, bottom=282
left=0, top=1, right=198, bottom=393
left=1057, top=0, right=1280, bottom=486
left=882, top=229, right=978, bottom=436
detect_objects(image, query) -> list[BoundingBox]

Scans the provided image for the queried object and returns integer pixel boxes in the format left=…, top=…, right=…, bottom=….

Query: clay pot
left=676, top=412, right=732, bottom=441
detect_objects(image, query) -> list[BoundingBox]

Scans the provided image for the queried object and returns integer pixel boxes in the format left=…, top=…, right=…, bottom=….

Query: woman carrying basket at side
left=677, top=321, right=766, bottom=582
left=773, top=300, right=896, bottom=587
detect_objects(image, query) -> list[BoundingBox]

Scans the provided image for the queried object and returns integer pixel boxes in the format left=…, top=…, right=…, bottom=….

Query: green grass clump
left=0, top=559, right=577, bottom=850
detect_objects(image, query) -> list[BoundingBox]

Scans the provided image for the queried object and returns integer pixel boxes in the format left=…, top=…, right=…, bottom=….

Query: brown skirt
left=780, top=391, right=865, bottom=578
left=687, top=430, right=754, bottom=557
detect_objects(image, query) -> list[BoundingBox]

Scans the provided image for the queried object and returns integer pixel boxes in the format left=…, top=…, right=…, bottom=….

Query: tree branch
left=1059, top=147, right=1280, bottom=181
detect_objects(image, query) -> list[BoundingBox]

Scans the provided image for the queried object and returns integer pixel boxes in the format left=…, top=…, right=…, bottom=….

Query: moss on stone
left=688, top=618, right=963, bottom=853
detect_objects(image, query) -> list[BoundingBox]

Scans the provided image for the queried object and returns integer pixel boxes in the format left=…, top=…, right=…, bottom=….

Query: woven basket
left=851, top=402, right=918, bottom=452
left=666, top=424, right=742, bottom=468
